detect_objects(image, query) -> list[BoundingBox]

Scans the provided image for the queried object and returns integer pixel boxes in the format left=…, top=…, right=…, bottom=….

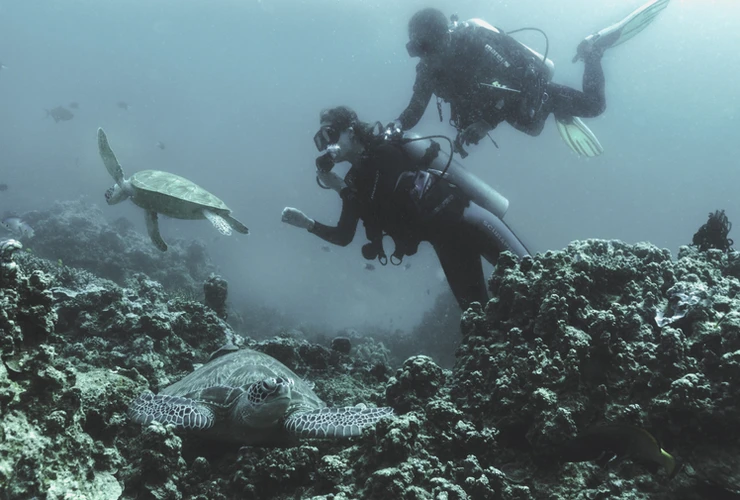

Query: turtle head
left=105, top=180, right=132, bottom=205
left=234, top=377, right=293, bottom=428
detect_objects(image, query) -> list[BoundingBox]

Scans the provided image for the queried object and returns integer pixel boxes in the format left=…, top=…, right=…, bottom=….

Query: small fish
left=68, top=101, right=79, bottom=109
left=1, top=217, right=35, bottom=238
left=364, top=263, right=375, bottom=271
left=45, top=106, right=74, bottom=123
left=555, top=423, right=679, bottom=478
left=0, top=183, right=7, bottom=192
left=156, top=141, right=165, bottom=150
left=321, top=245, right=331, bottom=252
left=403, top=262, right=411, bottom=270
left=117, top=101, right=129, bottom=110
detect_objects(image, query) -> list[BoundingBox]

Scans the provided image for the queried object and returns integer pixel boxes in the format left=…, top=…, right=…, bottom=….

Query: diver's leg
left=559, top=0, right=671, bottom=117
left=509, top=53, right=605, bottom=134
left=432, top=238, right=489, bottom=309
left=547, top=53, right=606, bottom=119
left=506, top=112, right=548, bottom=137
left=462, top=203, right=530, bottom=263
left=581, top=54, right=607, bottom=116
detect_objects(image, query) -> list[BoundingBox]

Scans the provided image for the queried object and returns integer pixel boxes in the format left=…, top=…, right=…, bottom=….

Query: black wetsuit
left=309, top=142, right=529, bottom=308
left=398, top=22, right=606, bottom=137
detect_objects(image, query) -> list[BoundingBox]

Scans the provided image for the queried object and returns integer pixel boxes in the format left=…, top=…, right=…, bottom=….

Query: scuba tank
left=460, top=18, right=556, bottom=127
left=399, top=133, right=509, bottom=219
left=464, top=18, right=555, bottom=81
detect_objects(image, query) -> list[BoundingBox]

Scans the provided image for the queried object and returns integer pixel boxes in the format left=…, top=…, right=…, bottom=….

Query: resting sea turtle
left=97, top=127, right=249, bottom=251
left=127, top=347, right=394, bottom=445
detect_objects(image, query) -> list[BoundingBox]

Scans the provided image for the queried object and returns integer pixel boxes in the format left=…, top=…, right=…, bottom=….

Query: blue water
left=0, top=0, right=737, bottom=332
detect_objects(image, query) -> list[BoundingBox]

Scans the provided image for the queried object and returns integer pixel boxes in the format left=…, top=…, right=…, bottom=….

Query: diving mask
left=313, top=125, right=340, bottom=152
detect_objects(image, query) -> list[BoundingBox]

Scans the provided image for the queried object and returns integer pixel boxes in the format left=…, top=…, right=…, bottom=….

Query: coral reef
left=452, top=240, right=740, bottom=498
left=0, top=239, right=23, bottom=283
left=203, top=274, right=228, bottom=320
left=22, top=199, right=217, bottom=294
left=3, top=235, right=740, bottom=499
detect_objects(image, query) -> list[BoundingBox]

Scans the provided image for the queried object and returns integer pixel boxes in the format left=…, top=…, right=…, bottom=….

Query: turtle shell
left=130, top=170, right=230, bottom=219
left=162, top=348, right=325, bottom=414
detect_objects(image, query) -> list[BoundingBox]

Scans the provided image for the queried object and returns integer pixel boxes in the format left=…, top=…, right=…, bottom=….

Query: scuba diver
left=281, top=106, right=529, bottom=309
left=390, top=0, right=670, bottom=157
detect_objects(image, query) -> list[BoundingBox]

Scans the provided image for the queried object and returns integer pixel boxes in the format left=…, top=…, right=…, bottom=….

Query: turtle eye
left=262, top=378, right=277, bottom=391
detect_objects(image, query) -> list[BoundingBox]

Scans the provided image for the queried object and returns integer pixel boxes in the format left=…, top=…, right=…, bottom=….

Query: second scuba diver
left=281, top=106, right=529, bottom=309
left=389, top=0, right=670, bottom=157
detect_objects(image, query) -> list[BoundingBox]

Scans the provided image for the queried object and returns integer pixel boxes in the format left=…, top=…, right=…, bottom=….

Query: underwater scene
left=1, top=0, right=739, bottom=498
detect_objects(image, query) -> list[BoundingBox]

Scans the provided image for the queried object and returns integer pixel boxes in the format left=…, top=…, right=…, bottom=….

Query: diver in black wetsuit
left=281, top=106, right=529, bottom=309
left=391, top=2, right=669, bottom=157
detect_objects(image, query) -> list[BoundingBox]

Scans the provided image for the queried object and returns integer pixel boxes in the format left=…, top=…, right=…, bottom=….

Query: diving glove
left=453, top=135, right=469, bottom=158
left=460, top=120, right=492, bottom=146
left=282, top=208, right=315, bottom=231
left=454, top=119, right=493, bottom=158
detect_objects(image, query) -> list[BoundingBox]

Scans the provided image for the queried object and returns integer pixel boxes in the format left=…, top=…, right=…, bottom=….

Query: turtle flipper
left=284, top=406, right=394, bottom=439
left=127, top=392, right=215, bottom=431
left=145, top=210, right=167, bottom=251
left=97, top=128, right=125, bottom=185
left=224, top=214, right=249, bottom=235
left=203, top=209, right=232, bottom=236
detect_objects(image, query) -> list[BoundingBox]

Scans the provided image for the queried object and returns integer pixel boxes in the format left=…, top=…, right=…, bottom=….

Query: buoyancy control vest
left=360, top=131, right=511, bottom=265
left=449, top=18, right=556, bottom=128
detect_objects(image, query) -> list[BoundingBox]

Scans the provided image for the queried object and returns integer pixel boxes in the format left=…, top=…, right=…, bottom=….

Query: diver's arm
left=307, top=190, right=361, bottom=247
left=364, top=220, right=383, bottom=244
left=283, top=205, right=357, bottom=246
left=282, top=208, right=315, bottom=230
left=397, top=69, right=434, bottom=131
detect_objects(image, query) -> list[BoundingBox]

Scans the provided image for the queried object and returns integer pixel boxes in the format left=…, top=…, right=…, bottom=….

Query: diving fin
left=555, top=115, right=604, bottom=157
left=573, top=0, right=670, bottom=62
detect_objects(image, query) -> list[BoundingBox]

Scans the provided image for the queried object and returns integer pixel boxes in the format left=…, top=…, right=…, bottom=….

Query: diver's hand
left=282, top=208, right=315, bottom=231
left=316, top=171, right=346, bottom=193
left=460, top=120, right=492, bottom=146
left=453, top=135, right=469, bottom=159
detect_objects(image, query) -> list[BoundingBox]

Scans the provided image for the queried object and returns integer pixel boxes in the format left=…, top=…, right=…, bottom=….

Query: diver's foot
left=573, top=30, right=621, bottom=62
left=572, top=0, right=670, bottom=63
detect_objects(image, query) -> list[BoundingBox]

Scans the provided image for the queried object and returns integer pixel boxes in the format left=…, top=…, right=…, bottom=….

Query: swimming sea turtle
left=127, top=347, right=394, bottom=445
left=97, top=127, right=249, bottom=251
